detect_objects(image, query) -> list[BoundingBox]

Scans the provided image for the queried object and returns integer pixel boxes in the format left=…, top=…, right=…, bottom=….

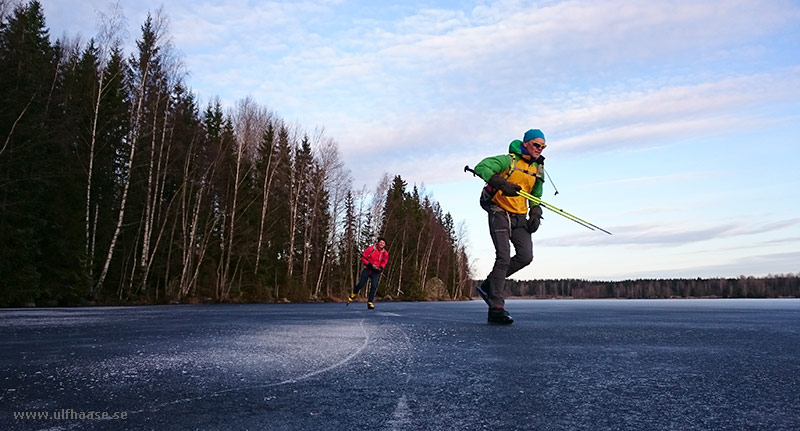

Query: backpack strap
left=507, top=153, right=541, bottom=179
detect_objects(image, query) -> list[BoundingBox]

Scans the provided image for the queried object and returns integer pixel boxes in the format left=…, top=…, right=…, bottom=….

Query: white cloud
left=327, top=65, right=800, bottom=189
left=539, top=217, right=800, bottom=247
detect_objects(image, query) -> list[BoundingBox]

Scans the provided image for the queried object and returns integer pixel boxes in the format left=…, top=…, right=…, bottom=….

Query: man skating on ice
left=473, top=129, right=547, bottom=324
left=347, top=237, right=389, bottom=309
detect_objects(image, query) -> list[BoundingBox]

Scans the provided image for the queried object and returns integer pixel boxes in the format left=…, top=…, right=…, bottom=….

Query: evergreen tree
left=308, top=162, right=331, bottom=298
left=42, top=37, right=99, bottom=304
left=294, top=136, right=314, bottom=295
left=336, top=190, right=357, bottom=296
left=0, top=1, right=61, bottom=305
left=268, top=123, right=292, bottom=299
left=202, top=100, right=236, bottom=300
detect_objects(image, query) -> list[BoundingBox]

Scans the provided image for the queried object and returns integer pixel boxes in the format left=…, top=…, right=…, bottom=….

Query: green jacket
left=474, top=139, right=544, bottom=213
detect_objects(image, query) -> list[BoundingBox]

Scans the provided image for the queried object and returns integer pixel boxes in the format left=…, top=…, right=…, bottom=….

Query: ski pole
left=544, top=168, right=560, bottom=196
left=517, top=190, right=612, bottom=235
left=464, top=165, right=612, bottom=235
left=519, top=190, right=598, bottom=232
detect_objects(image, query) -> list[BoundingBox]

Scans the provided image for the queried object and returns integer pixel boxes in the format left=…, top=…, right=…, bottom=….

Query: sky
left=34, top=0, right=800, bottom=281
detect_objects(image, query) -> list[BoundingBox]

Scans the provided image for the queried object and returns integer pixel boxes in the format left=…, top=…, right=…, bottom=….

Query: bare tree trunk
left=140, top=95, right=161, bottom=268
left=286, top=185, right=299, bottom=284
left=315, top=248, right=329, bottom=298
left=177, top=141, right=194, bottom=297
left=129, top=210, right=147, bottom=297
left=396, top=229, right=406, bottom=297
left=117, top=231, right=140, bottom=300
left=416, top=220, right=426, bottom=290
left=215, top=212, right=227, bottom=301
left=255, top=129, right=278, bottom=274
left=0, top=93, right=35, bottom=156
left=85, top=81, right=100, bottom=269
left=92, top=88, right=144, bottom=297
left=301, top=173, right=319, bottom=290
left=177, top=136, right=212, bottom=299
left=307, top=132, right=347, bottom=297
left=85, top=3, right=124, bottom=281
left=220, top=136, right=246, bottom=301
left=139, top=187, right=178, bottom=296
left=92, top=9, right=166, bottom=297
left=180, top=201, right=217, bottom=299
left=218, top=97, right=268, bottom=297
left=419, top=237, right=434, bottom=296
left=90, top=203, right=99, bottom=268
left=164, top=211, right=177, bottom=298
left=454, top=221, right=471, bottom=298
left=116, top=246, right=133, bottom=300
left=138, top=93, right=173, bottom=292
left=285, top=131, right=302, bottom=286
left=315, top=141, right=349, bottom=297
left=179, top=183, right=203, bottom=297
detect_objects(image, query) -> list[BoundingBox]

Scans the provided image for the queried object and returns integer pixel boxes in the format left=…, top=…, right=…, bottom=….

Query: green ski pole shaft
left=518, top=190, right=612, bottom=235
left=518, top=190, right=597, bottom=231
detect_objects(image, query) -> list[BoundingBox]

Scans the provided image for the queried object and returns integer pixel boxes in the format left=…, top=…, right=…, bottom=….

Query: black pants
left=487, top=209, right=533, bottom=308
left=353, top=268, right=381, bottom=302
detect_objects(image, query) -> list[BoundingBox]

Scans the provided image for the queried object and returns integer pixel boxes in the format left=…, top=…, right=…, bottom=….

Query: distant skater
left=347, top=237, right=389, bottom=309
left=472, top=129, right=547, bottom=324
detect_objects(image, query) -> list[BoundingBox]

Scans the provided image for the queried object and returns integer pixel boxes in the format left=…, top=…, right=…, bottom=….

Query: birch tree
left=313, top=135, right=351, bottom=298
left=93, top=12, right=168, bottom=297
left=254, top=119, right=280, bottom=276
left=134, top=10, right=187, bottom=298
left=82, top=2, right=124, bottom=284
left=215, top=97, right=267, bottom=299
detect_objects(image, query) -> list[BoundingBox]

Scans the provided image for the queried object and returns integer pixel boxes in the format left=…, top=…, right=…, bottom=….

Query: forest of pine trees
left=0, top=1, right=472, bottom=306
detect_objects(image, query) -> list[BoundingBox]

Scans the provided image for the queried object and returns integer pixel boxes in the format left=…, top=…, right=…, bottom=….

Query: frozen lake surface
left=1, top=299, right=799, bottom=430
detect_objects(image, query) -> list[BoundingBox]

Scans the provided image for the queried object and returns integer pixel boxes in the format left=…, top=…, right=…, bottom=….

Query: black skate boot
left=488, top=307, right=513, bottom=325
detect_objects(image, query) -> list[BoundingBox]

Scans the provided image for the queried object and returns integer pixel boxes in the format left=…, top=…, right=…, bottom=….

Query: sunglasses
left=528, top=142, right=546, bottom=150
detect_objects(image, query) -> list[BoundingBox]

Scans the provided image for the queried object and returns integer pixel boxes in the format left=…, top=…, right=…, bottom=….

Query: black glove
left=488, top=175, right=521, bottom=197
left=366, top=262, right=375, bottom=271
left=527, top=205, right=543, bottom=233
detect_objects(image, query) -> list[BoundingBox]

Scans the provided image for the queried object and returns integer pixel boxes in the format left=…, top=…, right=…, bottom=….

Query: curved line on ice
left=133, top=318, right=370, bottom=414
left=275, top=318, right=370, bottom=385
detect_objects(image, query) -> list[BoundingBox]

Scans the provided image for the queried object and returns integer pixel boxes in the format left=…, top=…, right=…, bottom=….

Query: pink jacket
left=360, top=245, right=388, bottom=270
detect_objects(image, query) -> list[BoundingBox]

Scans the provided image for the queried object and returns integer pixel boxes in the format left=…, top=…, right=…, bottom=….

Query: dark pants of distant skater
left=353, top=269, right=381, bottom=303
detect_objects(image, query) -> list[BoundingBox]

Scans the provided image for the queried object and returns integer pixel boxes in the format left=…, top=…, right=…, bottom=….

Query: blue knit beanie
left=523, top=129, right=545, bottom=142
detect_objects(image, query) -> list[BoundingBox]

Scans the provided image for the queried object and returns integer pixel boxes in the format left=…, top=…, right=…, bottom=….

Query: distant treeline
left=499, top=275, right=800, bottom=299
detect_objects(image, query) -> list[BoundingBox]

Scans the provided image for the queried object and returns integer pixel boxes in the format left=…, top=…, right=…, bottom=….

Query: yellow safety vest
left=492, top=155, right=540, bottom=215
